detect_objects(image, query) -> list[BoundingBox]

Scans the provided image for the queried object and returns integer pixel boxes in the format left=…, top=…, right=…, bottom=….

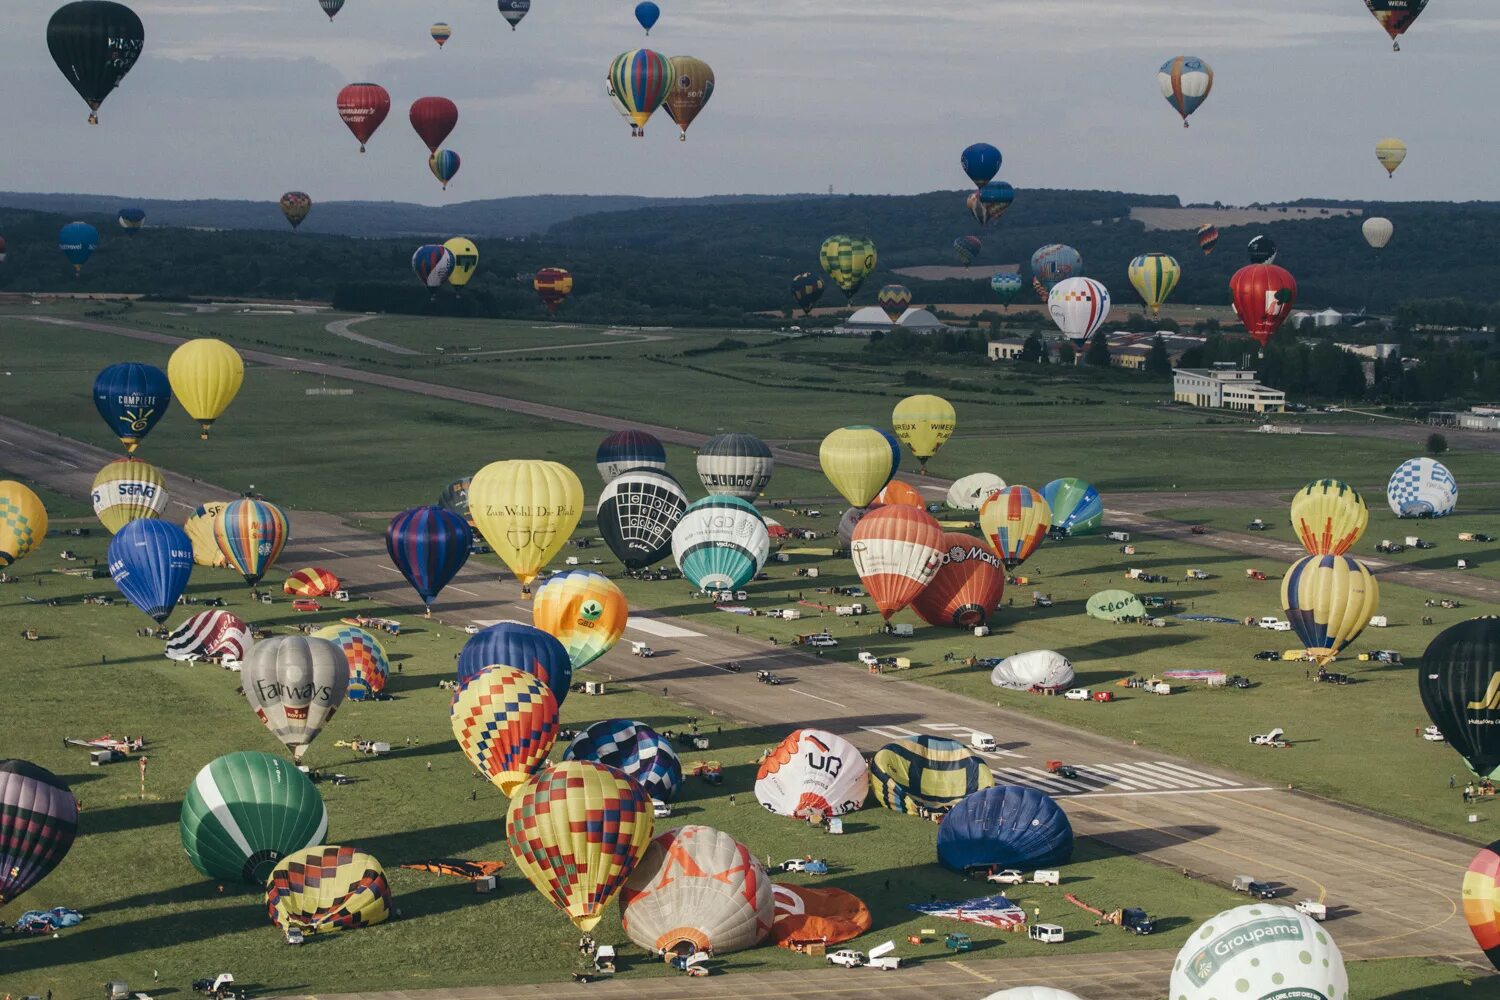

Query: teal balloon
left=1041, top=478, right=1102, bottom=536
left=670, top=496, right=770, bottom=592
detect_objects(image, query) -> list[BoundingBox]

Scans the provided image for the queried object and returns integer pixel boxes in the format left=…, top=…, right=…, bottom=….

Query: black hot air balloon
left=1419, top=617, right=1500, bottom=781
left=0, top=760, right=79, bottom=905
left=596, top=469, right=688, bottom=570
left=48, top=2, right=145, bottom=124
left=1247, top=234, right=1278, bottom=264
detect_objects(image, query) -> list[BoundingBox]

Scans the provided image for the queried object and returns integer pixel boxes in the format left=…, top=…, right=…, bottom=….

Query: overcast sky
left=6, top=0, right=1495, bottom=206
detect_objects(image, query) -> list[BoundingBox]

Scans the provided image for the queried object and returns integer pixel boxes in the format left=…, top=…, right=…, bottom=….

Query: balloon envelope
left=1419, top=618, right=1500, bottom=781
left=819, top=426, right=898, bottom=507
left=911, top=533, right=1005, bottom=629
left=1464, top=840, right=1500, bottom=970
left=818, top=236, right=877, bottom=300
left=1041, top=477, right=1103, bottom=535
left=1290, top=479, right=1368, bottom=556
left=1169, top=905, right=1346, bottom=1000
left=1230, top=264, right=1298, bottom=346
left=108, top=519, right=193, bottom=623
left=790, top=272, right=825, bottom=315
left=960, top=143, right=1001, bottom=187
left=621, top=825, right=773, bottom=955
left=990, top=650, right=1074, bottom=691
left=268, top=845, right=392, bottom=935
left=1048, top=278, right=1112, bottom=346
left=179, top=751, right=327, bottom=884
left=280, top=192, right=311, bottom=229
left=869, top=735, right=995, bottom=818
left=565, top=720, right=683, bottom=803
left=213, top=498, right=289, bottom=586
left=1127, top=253, right=1180, bottom=317
left=58, top=222, right=98, bottom=272
left=312, top=625, right=390, bottom=701
left=408, top=96, right=457, bottom=152
left=184, top=502, right=227, bottom=567
left=452, top=666, right=560, bottom=794
left=386, top=505, right=472, bottom=609
left=596, top=429, right=667, bottom=482
left=283, top=566, right=339, bottom=598
left=532, top=570, right=628, bottom=670
left=1387, top=457, right=1457, bottom=517
left=1030, top=244, right=1082, bottom=292
left=1281, top=555, right=1379, bottom=664
left=979, top=486, right=1050, bottom=569
left=946, top=472, right=1005, bottom=511
left=91, top=456, right=169, bottom=534
left=597, top=469, right=688, bottom=570
left=468, top=460, right=583, bottom=590
left=1157, top=55, right=1213, bottom=125
left=697, top=433, right=773, bottom=500
left=937, top=785, right=1073, bottom=872
left=456, top=622, right=573, bottom=704
left=241, top=636, right=349, bottom=761
left=755, top=729, right=868, bottom=819
left=850, top=505, right=945, bottom=620
left=892, top=394, right=955, bottom=467
left=0, top=761, right=78, bottom=905
left=534, top=267, right=573, bottom=313
left=93, top=362, right=171, bottom=452
left=48, top=1, right=144, bottom=123
left=167, top=338, right=243, bottom=439
left=663, top=56, right=714, bottom=138
left=337, top=83, right=391, bottom=151
left=672, top=496, right=770, bottom=592
left=164, top=609, right=251, bottom=664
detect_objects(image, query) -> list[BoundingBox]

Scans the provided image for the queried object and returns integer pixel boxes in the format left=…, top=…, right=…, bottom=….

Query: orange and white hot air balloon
left=850, top=505, right=945, bottom=620
left=911, top=533, right=1006, bottom=629
left=874, top=479, right=924, bottom=508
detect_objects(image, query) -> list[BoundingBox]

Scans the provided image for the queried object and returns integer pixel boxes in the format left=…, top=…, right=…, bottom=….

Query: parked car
left=1422, top=725, right=1446, bottom=743
left=1247, top=519, right=1269, bottom=531
left=944, top=932, right=973, bottom=952
left=1253, top=650, right=1281, bottom=661
left=1120, top=908, right=1155, bottom=935
left=652, top=800, right=672, bottom=818
left=826, top=950, right=865, bottom=968
left=1063, top=688, right=1091, bottom=701
left=806, top=635, right=838, bottom=648
left=969, top=732, right=997, bottom=752
left=1046, top=760, right=1079, bottom=779
left=987, top=869, right=1025, bottom=885
left=291, top=598, right=321, bottom=612
left=1226, top=675, right=1252, bottom=689
left=462, top=624, right=480, bottom=635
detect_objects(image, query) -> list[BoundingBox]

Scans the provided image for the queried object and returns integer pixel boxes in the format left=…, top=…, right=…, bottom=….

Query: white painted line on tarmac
left=448, top=586, right=480, bottom=597
left=627, top=616, right=705, bottom=638
left=790, top=689, right=847, bottom=708
left=1065, top=786, right=1277, bottom=800
left=318, top=546, right=348, bottom=556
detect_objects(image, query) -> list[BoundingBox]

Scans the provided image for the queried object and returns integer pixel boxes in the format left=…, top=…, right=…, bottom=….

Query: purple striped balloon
left=386, top=504, right=472, bottom=610
left=0, top=760, right=78, bottom=905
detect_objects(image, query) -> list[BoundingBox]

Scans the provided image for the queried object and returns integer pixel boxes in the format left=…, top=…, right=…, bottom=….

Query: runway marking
left=991, top=761, right=1252, bottom=797
left=318, top=546, right=348, bottom=556
left=448, top=586, right=480, bottom=598
left=790, top=689, right=846, bottom=708
left=627, top=616, right=705, bottom=639
left=1063, top=786, right=1275, bottom=800
left=946, top=962, right=996, bottom=984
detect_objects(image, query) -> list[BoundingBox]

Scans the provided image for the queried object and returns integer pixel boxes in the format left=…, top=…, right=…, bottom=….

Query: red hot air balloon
left=410, top=97, right=458, bottom=154
left=1230, top=264, right=1298, bottom=346
left=850, top=505, right=945, bottom=621
left=337, top=83, right=391, bottom=152
left=911, top=532, right=1005, bottom=629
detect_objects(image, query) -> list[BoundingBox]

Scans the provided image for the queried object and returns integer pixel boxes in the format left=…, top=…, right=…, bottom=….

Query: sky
left=6, top=0, right=1496, bottom=206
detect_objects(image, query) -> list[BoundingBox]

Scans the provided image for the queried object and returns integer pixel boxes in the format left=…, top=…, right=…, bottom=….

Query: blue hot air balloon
left=960, top=143, right=1001, bottom=188
left=595, top=429, right=667, bottom=483
left=386, top=505, right=472, bottom=611
left=456, top=622, right=573, bottom=704
left=92, top=362, right=171, bottom=454
left=1041, top=477, right=1103, bottom=536
left=117, top=207, right=146, bottom=236
left=936, top=785, right=1073, bottom=873
left=634, top=0, right=659, bottom=33
left=108, top=519, right=194, bottom=624
left=58, top=222, right=99, bottom=274
left=563, top=719, right=683, bottom=802
left=990, top=272, right=1023, bottom=305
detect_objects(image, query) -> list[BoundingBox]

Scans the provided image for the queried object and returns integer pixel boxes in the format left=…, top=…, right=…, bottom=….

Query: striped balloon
left=385, top=505, right=472, bottom=610
left=1197, top=223, right=1219, bottom=255
left=596, top=429, right=667, bottom=483
left=1465, top=840, right=1500, bottom=971
left=268, top=845, right=392, bottom=935
left=869, top=735, right=995, bottom=818
left=990, top=271, right=1023, bottom=305
left=850, top=505, right=945, bottom=620
left=214, top=498, right=289, bottom=586
left=1281, top=555, right=1380, bottom=664
left=451, top=666, right=560, bottom=794
left=428, top=149, right=460, bottom=190
left=179, top=751, right=327, bottom=884
left=283, top=566, right=340, bottom=597
left=1127, top=253, right=1181, bottom=318
left=457, top=621, right=573, bottom=704
left=877, top=284, right=912, bottom=324
left=0, top=760, right=78, bottom=905
left=608, top=49, right=675, bottom=135
left=1157, top=55, right=1213, bottom=126
left=412, top=245, right=455, bottom=288
left=978, top=486, right=1050, bottom=569
left=671, top=496, right=770, bottom=592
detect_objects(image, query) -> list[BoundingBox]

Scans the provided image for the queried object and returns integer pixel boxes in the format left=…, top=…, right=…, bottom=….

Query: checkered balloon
left=564, top=719, right=683, bottom=802
left=451, top=666, right=560, bottom=794
left=266, top=845, right=391, bottom=935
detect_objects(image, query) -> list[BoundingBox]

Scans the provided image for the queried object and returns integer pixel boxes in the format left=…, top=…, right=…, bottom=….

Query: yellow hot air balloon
left=506, top=761, right=654, bottom=931
left=469, top=460, right=584, bottom=594
left=891, top=395, right=956, bottom=474
left=1290, top=479, right=1368, bottom=556
left=533, top=569, right=628, bottom=669
left=1127, top=252, right=1181, bottom=318
left=1281, top=555, right=1379, bottom=664
left=167, top=339, right=244, bottom=440
left=1376, top=138, right=1407, bottom=178
left=90, top=457, right=169, bottom=534
left=818, top=235, right=877, bottom=302
left=267, top=845, right=392, bottom=936
left=0, top=480, right=48, bottom=569
left=443, top=237, right=479, bottom=287
left=184, top=501, right=229, bottom=567
left=819, top=426, right=898, bottom=508
left=978, top=486, right=1050, bottom=569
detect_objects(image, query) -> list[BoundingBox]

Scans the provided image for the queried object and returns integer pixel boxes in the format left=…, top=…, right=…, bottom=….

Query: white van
left=1107, top=531, right=1130, bottom=542
left=1028, top=923, right=1065, bottom=944
left=969, top=732, right=997, bottom=752
left=889, top=623, right=914, bottom=637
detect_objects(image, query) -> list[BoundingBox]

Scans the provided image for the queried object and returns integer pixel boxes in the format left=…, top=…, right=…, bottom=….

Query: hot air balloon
left=282, top=566, right=339, bottom=598
left=990, top=650, right=1074, bottom=691
left=108, top=519, right=192, bottom=623
left=818, top=236, right=877, bottom=301
left=565, top=720, right=682, bottom=803
left=819, top=426, right=898, bottom=507
left=337, top=83, right=391, bottom=152
left=386, top=505, right=471, bottom=610
left=1419, top=618, right=1500, bottom=781
left=596, top=429, right=666, bottom=481
left=1387, top=457, right=1457, bottom=517
left=428, top=149, right=460, bottom=190
left=597, top=469, right=688, bottom=570
left=470, top=460, right=583, bottom=594
left=1031, top=244, right=1082, bottom=293
left=268, top=845, right=392, bottom=935
left=317, top=0, right=343, bottom=20
left=851, top=505, right=945, bottom=620
left=769, top=884, right=871, bottom=948
left=1465, top=841, right=1500, bottom=971
left=92, top=362, right=170, bottom=453
left=280, top=192, right=312, bottom=229
left=242, top=636, right=349, bottom=762
left=1041, top=477, right=1102, bottom=536
left=443, top=237, right=478, bottom=286
left=91, top=456, right=168, bottom=534
left=1086, top=588, right=1145, bottom=622
left=438, top=477, right=473, bottom=526
left=869, top=735, right=995, bottom=818
left=1363, top=216, right=1394, bottom=249
left=456, top=622, right=573, bottom=703
left=608, top=49, right=675, bottom=137
left=0, top=482, right=47, bottom=570
left=1127, top=253, right=1180, bottom=318
left=507, top=761, right=654, bottom=931
left=117, top=206, right=145, bottom=235
left=1247, top=234, right=1278, bottom=265
left=1365, top=0, right=1429, bottom=50
left=1230, top=264, right=1298, bottom=346
left=0, top=761, right=78, bottom=905
left=313, top=625, right=390, bottom=701
left=790, top=272, right=826, bottom=315
left=0, top=236, right=7, bottom=264
left=946, top=472, right=1005, bottom=512
left=58, top=222, right=98, bottom=274
left=48, top=1, right=144, bottom=124
left=990, top=272, right=1023, bottom=306
left=836, top=504, right=879, bottom=550
left=979, top=990, right=1085, bottom=1000
left=755, top=729, right=868, bottom=818
left=1158, top=56, right=1213, bottom=127
left=937, top=785, right=1073, bottom=872
left=164, top=609, right=251, bottom=664
left=911, top=533, right=1005, bottom=629
left=183, top=501, right=227, bottom=567
left=534, top=267, right=574, bottom=313
left=430, top=22, right=451, bottom=47
left=1290, top=479, right=1368, bottom=556
left=892, top=394, right=955, bottom=473
left=412, top=244, right=455, bottom=288
left=533, top=570, right=628, bottom=670
left=877, top=284, right=912, bottom=324
left=1048, top=277, right=1111, bottom=349
left=499, top=0, right=529, bottom=30
left=621, top=826, right=774, bottom=955
left=1197, top=223, right=1219, bottom=255
left=1169, top=905, right=1347, bottom=1000
left=960, top=143, right=1001, bottom=188
left=1376, top=137, right=1407, bottom=176
left=1281, top=554, right=1379, bottom=663
left=663, top=56, right=713, bottom=140
left=967, top=182, right=1015, bottom=226
left=672, top=496, right=770, bottom=592
left=167, top=338, right=243, bottom=440
left=979, top=486, right=1050, bottom=569
left=179, top=751, right=327, bottom=884
left=410, top=96, right=458, bottom=154
left=635, top=1, right=660, bottom=32
left=875, top=480, right=923, bottom=508
left=953, top=235, right=982, bottom=266
left=696, top=433, right=773, bottom=500
left=213, top=498, right=289, bottom=586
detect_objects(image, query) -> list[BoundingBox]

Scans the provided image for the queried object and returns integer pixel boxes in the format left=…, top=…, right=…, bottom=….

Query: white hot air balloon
left=1362, top=216, right=1394, bottom=249
left=990, top=650, right=1074, bottom=692
left=1047, top=277, right=1112, bottom=349
left=946, top=472, right=1006, bottom=511
left=241, top=635, right=350, bottom=762
left=671, top=496, right=770, bottom=592
left=620, top=825, right=774, bottom=955
left=755, top=729, right=868, bottom=819
left=980, top=989, right=1087, bottom=1000
left=696, top=433, right=774, bottom=500
left=1386, top=457, right=1457, bottom=517
left=1169, top=904, right=1347, bottom=1000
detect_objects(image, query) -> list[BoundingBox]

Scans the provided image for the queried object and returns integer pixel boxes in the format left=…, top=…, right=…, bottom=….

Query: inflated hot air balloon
left=1158, top=56, right=1213, bottom=127
left=875, top=480, right=924, bottom=508
left=1419, top=618, right=1500, bottom=781
left=0, top=482, right=48, bottom=570
left=213, top=498, right=289, bottom=586
left=892, top=394, right=955, bottom=473
left=164, top=609, right=251, bottom=663
left=1127, top=253, right=1180, bottom=318
left=438, top=477, right=473, bottom=526
left=979, top=486, right=1050, bottom=569
left=869, top=735, right=995, bottom=818
left=877, top=284, right=912, bottom=324
left=1041, top=477, right=1102, bottom=536
left=1290, top=479, right=1368, bottom=556
left=337, top=83, right=391, bottom=152
left=534, top=267, right=573, bottom=314
left=1030, top=244, right=1082, bottom=293
left=819, top=426, right=898, bottom=507
left=313, top=625, right=390, bottom=701
left=48, top=1, right=145, bottom=124
left=790, top=272, right=826, bottom=315
left=960, top=143, right=1001, bottom=188
left=443, top=237, right=478, bottom=286
left=507, top=761, right=654, bottom=931
left=1230, top=264, right=1298, bottom=346
left=1169, top=905, right=1346, bottom=1000
left=1247, top=234, right=1278, bottom=265
left=664, top=56, right=713, bottom=140
left=818, top=236, right=877, bottom=301
left=268, top=845, right=391, bottom=936
left=697, top=433, right=773, bottom=500
left=911, top=533, right=1005, bottom=629
left=1048, top=277, right=1112, bottom=348
left=470, top=460, right=583, bottom=594
left=428, top=149, right=460, bottom=190
left=937, top=785, right=1073, bottom=872
left=117, top=206, right=145, bottom=236
left=953, top=235, right=982, bottom=266
left=167, top=338, right=243, bottom=440
left=456, top=622, right=573, bottom=703
left=533, top=570, right=628, bottom=670
left=1281, top=554, right=1379, bottom=664
left=279, top=192, right=312, bottom=229
left=755, top=729, right=868, bottom=819
left=430, top=22, right=451, bottom=47
left=1363, top=216, right=1394, bottom=249
left=565, top=720, right=682, bottom=803
left=1196, top=223, right=1219, bottom=255
left=850, top=505, right=944, bottom=620
left=242, top=636, right=349, bottom=762
left=184, top=501, right=227, bottom=567
left=596, top=429, right=667, bottom=481
left=1387, top=457, right=1457, bottom=517
left=179, top=751, right=327, bottom=884
left=412, top=244, right=455, bottom=288
left=108, top=519, right=192, bottom=623
left=672, top=496, right=770, bottom=592
left=967, top=182, right=1015, bottom=226
left=1376, top=137, right=1407, bottom=176
left=499, top=0, right=529, bottom=30
left=1464, top=840, right=1500, bottom=970
left=409, top=96, right=457, bottom=153
left=317, top=0, right=343, bottom=20
left=979, top=990, right=1085, bottom=1000
left=635, top=1, right=659, bottom=32
left=608, top=49, right=674, bottom=137
left=598, top=469, right=688, bottom=569
left=946, top=472, right=1005, bottom=511
left=0, top=761, right=78, bottom=906
left=621, top=826, right=773, bottom=955
left=58, top=222, right=97, bottom=274
left=92, top=457, right=168, bottom=534
left=990, top=272, right=1023, bottom=306
left=1365, top=0, right=1428, bottom=50
left=386, top=505, right=472, bottom=610
left=0, top=236, right=7, bottom=264
left=282, top=566, right=339, bottom=598
left=836, top=505, right=878, bottom=550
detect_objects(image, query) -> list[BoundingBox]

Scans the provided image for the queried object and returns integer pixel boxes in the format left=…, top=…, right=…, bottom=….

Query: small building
left=842, top=306, right=949, bottom=334
left=987, top=337, right=1028, bottom=361
left=1173, top=364, right=1286, bottom=413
